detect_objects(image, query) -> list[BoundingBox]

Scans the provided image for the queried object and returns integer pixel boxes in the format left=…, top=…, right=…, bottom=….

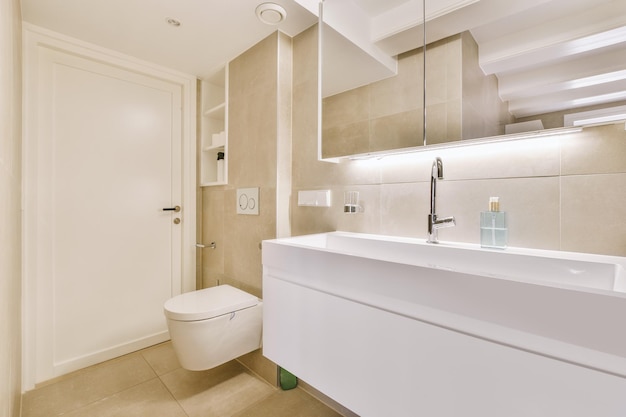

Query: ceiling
left=21, top=0, right=626, bottom=120
left=20, top=0, right=318, bottom=80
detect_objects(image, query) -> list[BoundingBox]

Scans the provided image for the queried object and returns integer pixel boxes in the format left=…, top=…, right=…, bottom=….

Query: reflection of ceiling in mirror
left=322, top=0, right=626, bottom=120
left=351, top=0, right=412, bottom=16
left=468, top=0, right=626, bottom=118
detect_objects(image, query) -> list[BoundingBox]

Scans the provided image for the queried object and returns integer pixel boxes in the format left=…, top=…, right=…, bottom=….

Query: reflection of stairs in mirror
left=308, top=0, right=626, bottom=127
left=471, top=0, right=626, bottom=120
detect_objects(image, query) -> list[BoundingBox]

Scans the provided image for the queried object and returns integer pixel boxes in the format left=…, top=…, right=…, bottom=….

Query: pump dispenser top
left=489, top=197, right=500, bottom=212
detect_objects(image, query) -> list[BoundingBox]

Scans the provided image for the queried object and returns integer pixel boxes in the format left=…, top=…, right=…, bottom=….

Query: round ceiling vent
left=256, top=3, right=287, bottom=25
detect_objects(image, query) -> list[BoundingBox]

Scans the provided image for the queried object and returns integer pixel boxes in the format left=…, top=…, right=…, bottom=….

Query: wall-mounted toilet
left=163, top=285, right=263, bottom=371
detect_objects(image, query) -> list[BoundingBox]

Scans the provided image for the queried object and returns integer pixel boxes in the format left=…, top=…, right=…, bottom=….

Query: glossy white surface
left=167, top=302, right=263, bottom=371
left=279, top=231, right=626, bottom=292
left=164, top=285, right=262, bottom=371
left=263, top=232, right=626, bottom=417
left=164, top=285, right=259, bottom=321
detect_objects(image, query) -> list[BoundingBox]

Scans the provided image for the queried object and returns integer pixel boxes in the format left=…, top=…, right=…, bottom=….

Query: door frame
left=21, top=24, right=197, bottom=391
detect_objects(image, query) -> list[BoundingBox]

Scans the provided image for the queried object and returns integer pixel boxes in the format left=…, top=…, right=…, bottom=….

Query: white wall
left=0, top=0, right=22, bottom=415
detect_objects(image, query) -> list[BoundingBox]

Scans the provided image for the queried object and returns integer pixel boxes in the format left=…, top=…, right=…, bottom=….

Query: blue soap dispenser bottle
left=480, top=197, right=507, bottom=249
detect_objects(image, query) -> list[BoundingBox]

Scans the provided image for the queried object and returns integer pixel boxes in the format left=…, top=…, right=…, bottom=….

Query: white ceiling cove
left=21, top=0, right=626, bottom=119
left=21, top=0, right=318, bottom=79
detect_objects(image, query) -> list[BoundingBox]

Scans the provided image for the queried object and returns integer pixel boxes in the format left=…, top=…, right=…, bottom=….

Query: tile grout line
left=155, top=372, right=191, bottom=417
left=138, top=349, right=191, bottom=417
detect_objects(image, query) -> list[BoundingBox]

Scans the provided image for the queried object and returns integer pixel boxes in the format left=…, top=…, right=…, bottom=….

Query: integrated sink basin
left=272, top=231, right=626, bottom=293
left=262, top=232, right=626, bottom=417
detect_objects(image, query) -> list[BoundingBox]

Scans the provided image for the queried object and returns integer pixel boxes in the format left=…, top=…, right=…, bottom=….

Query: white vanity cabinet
left=200, top=66, right=228, bottom=186
left=262, top=233, right=626, bottom=417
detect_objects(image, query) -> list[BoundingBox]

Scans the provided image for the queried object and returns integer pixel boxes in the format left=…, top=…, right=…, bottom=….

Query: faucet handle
left=436, top=216, right=456, bottom=228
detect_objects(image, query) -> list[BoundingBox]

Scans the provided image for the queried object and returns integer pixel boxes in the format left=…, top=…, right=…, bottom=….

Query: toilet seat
left=164, top=285, right=259, bottom=322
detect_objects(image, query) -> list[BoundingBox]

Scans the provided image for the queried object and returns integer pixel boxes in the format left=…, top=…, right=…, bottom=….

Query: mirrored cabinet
left=200, top=66, right=228, bottom=186
left=318, top=0, right=626, bottom=160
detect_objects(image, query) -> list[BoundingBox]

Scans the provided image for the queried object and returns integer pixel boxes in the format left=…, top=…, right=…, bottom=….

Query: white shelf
left=200, top=66, right=228, bottom=187
left=203, top=102, right=225, bottom=118
left=200, top=180, right=227, bottom=187
left=202, top=144, right=225, bottom=152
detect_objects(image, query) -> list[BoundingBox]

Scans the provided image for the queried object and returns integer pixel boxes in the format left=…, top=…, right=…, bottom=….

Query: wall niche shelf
left=200, top=66, right=228, bottom=187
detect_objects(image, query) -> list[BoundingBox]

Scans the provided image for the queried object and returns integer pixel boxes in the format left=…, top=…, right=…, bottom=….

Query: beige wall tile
left=204, top=31, right=283, bottom=296
left=379, top=152, right=435, bottom=184
left=322, top=120, right=370, bottom=158
left=561, top=173, right=626, bottom=255
left=425, top=102, right=452, bottom=144
left=229, top=33, right=278, bottom=188
left=229, top=33, right=279, bottom=100
left=277, top=32, right=293, bottom=239
left=370, top=110, right=423, bottom=152
left=438, top=177, right=561, bottom=249
left=438, top=136, right=561, bottom=181
left=333, top=185, right=382, bottom=234
left=426, top=36, right=459, bottom=106
left=292, top=25, right=317, bottom=89
left=222, top=189, right=274, bottom=295
left=321, top=40, right=426, bottom=158
left=322, top=85, right=370, bottom=129
left=228, top=92, right=278, bottom=186
left=561, top=124, right=626, bottom=175
left=445, top=35, right=463, bottom=102
left=201, top=188, right=225, bottom=288
left=369, top=48, right=423, bottom=118
left=290, top=203, right=338, bottom=237
left=445, top=99, right=463, bottom=141
left=461, top=31, right=509, bottom=139
left=380, top=182, right=429, bottom=238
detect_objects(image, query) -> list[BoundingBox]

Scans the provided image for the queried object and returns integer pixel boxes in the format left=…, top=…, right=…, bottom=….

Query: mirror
left=319, top=0, right=425, bottom=159
left=319, top=0, right=626, bottom=159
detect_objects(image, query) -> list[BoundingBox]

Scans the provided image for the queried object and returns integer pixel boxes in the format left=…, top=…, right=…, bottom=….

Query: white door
left=23, top=31, right=195, bottom=385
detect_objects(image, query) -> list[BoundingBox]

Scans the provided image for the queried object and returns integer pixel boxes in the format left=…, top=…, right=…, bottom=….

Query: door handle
left=163, top=205, right=181, bottom=212
left=196, top=242, right=216, bottom=249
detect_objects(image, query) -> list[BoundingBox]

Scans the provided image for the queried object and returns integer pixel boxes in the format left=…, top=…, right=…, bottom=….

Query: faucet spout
left=430, top=157, right=443, bottom=215
left=427, top=157, right=455, bottom=244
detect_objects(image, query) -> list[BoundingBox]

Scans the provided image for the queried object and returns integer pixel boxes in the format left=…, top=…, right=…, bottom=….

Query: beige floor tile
left=61, top=378, right=187, bottom=417
left=161, top=360, right=275, bottom=417
left=22, top=353, right=157, bottom=417
left=22, top=345, right=349, bottom=417
left=233, top=388, right=345, bottom=417
left=237, top=350, right=278, bottom=386
left=141, top=341, right=181, bottom=375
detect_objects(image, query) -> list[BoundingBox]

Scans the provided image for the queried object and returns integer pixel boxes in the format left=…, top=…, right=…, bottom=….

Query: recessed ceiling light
left=166, top=17, right=181, bottom=27
left=255, top=3, right=287, bottom=25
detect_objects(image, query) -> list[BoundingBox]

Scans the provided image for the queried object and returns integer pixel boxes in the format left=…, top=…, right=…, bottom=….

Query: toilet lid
left=164, top=285, right=259, bottom=321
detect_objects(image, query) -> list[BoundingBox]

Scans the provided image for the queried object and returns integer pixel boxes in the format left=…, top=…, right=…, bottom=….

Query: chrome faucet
left=427, top=157, right=456, bottom=243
